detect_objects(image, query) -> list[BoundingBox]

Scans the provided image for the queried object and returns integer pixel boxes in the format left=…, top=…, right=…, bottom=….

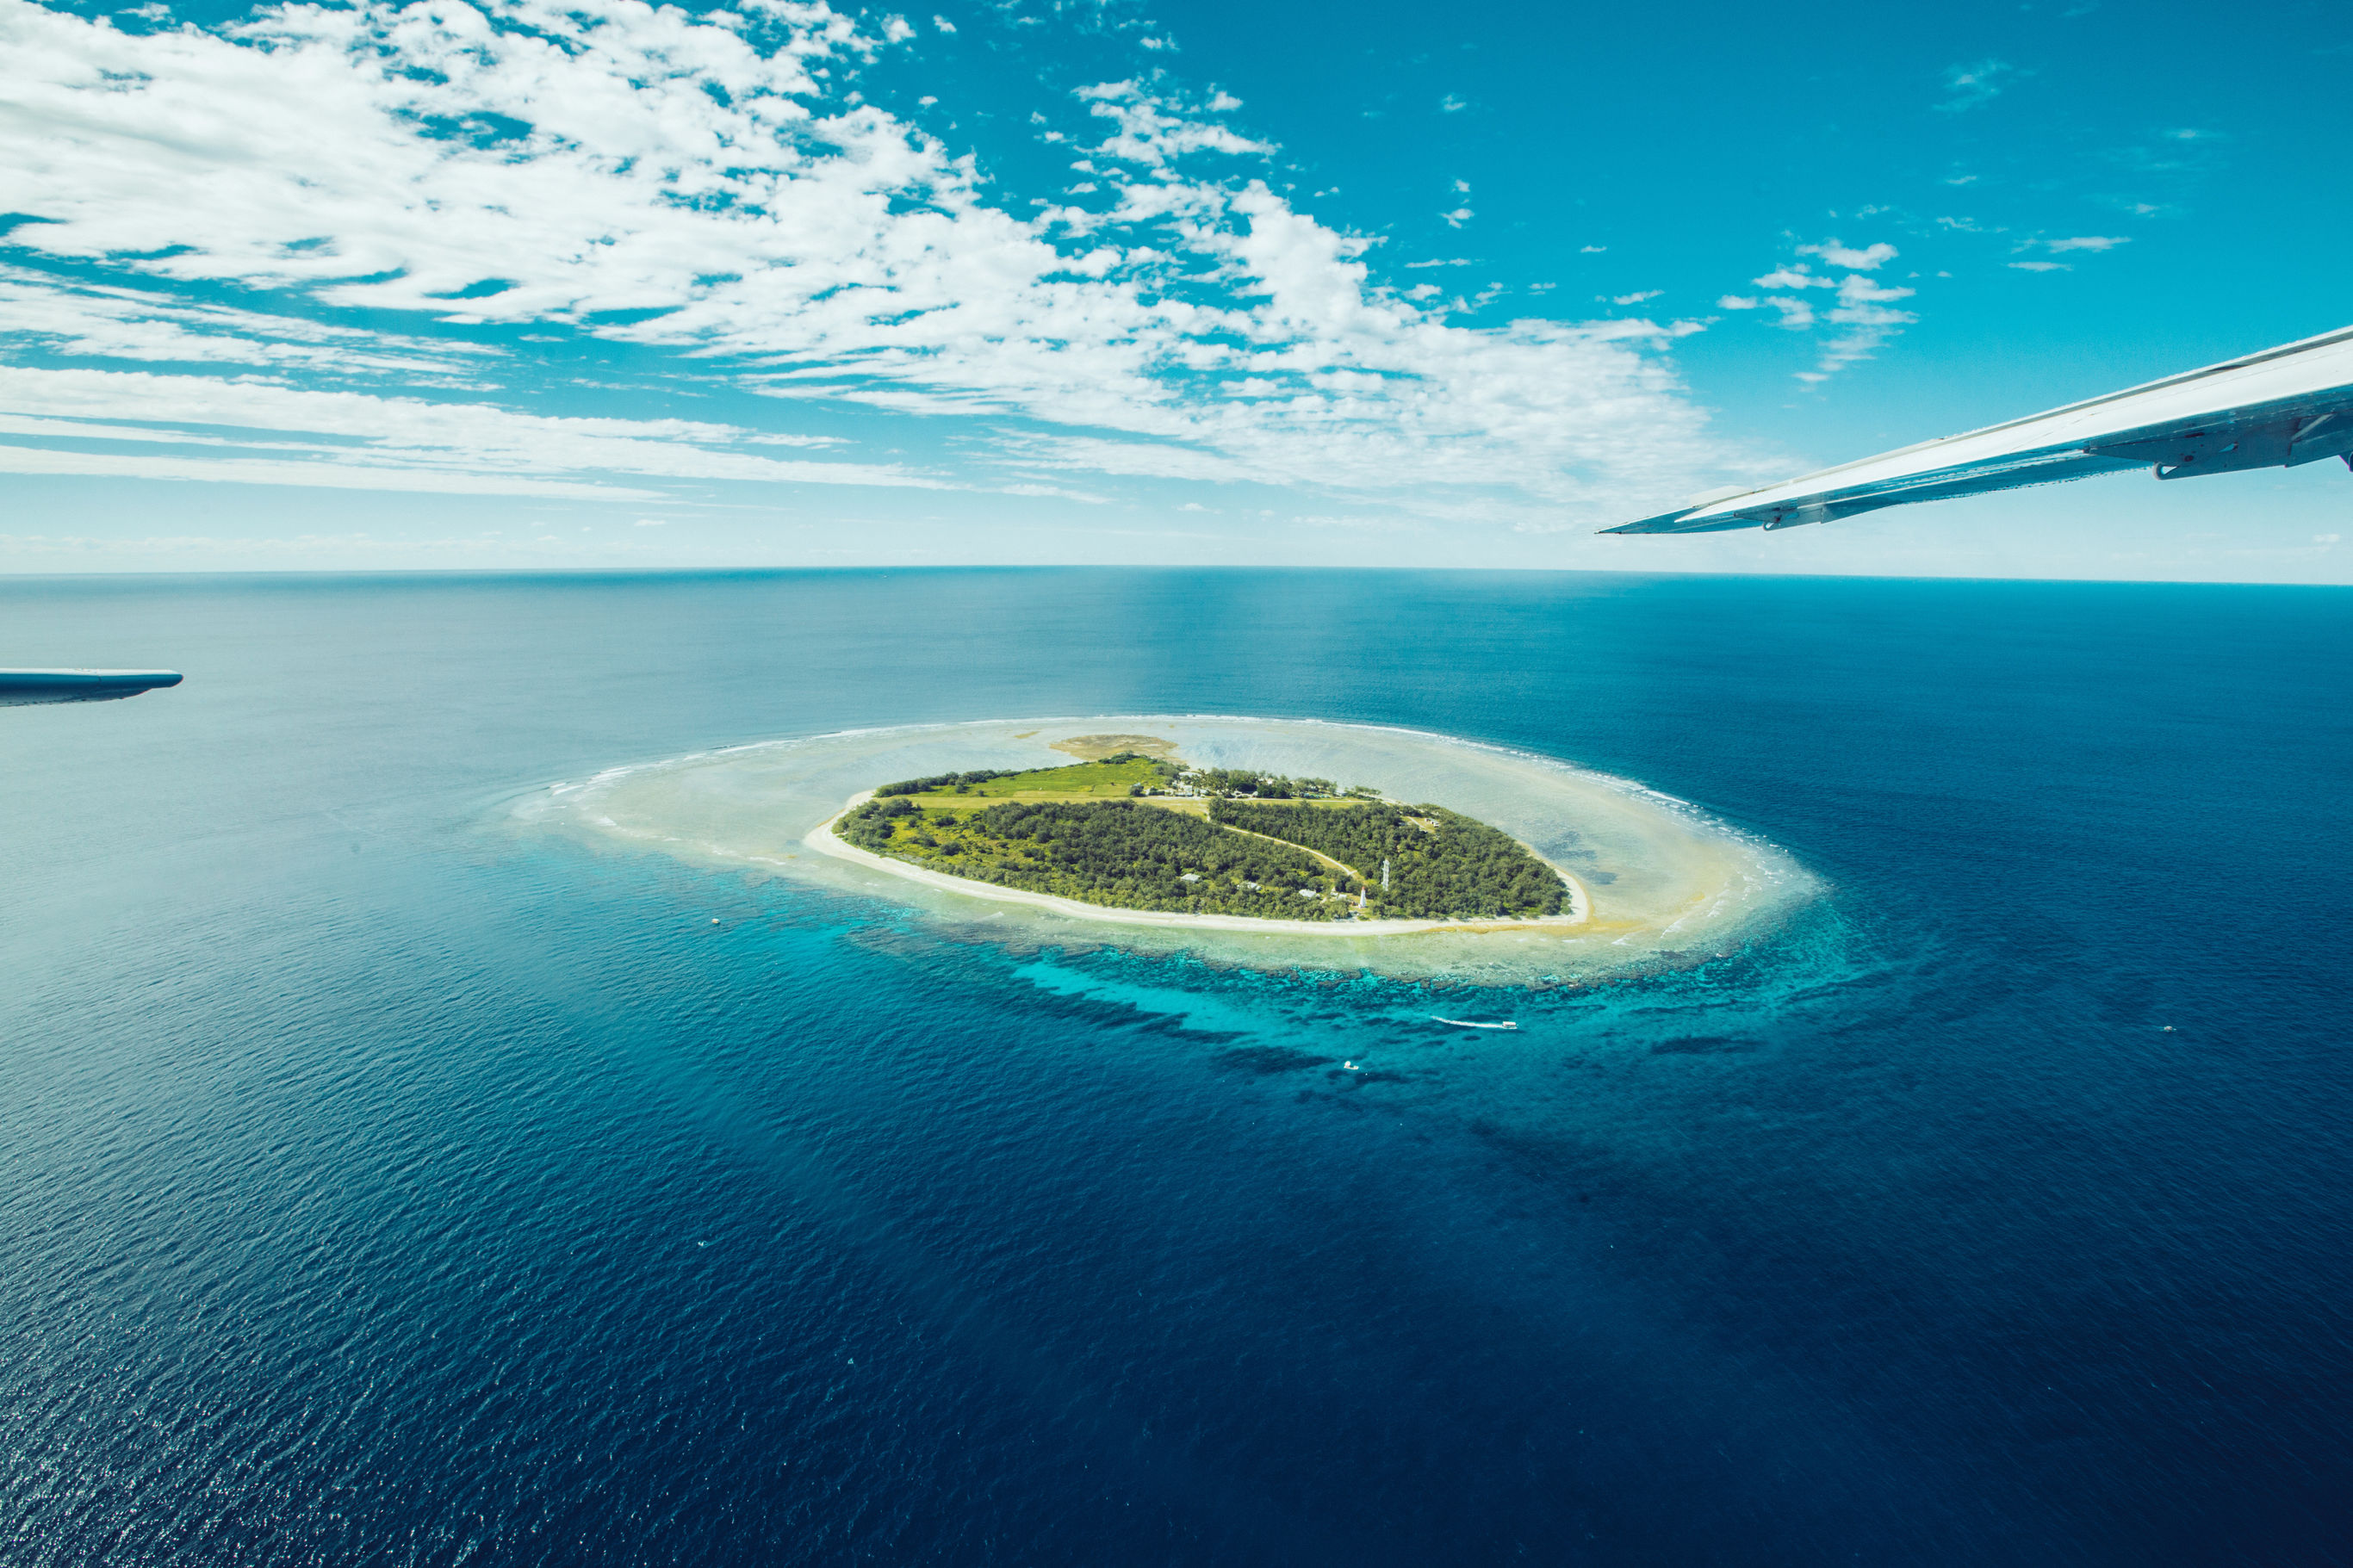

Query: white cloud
left=0, top=525, right=693, bottom=569
left=2009, top=260, right=2071, bottom=272
left=1752, top=265, right=1837, bottom=291
left=1813, top=273, right=1915, bottom=375
left=1834, top=276, right=1915, bottom=306
left=931, top=14, right=955, bottom=32
left=1439, top=94, right=1468, bottom=113
left=1077, top=78, right=1271, bottom=164
left=0, top=366, right=941, bottom=492
left=2044, top=235, right=2130, bottom=252
left=1729, top=240, right=1915, bottom=380
left=0, top=443, right=655, bottom=499
left=0, top=266, right=495, bottom=381
left=0, top=0, right=1735, bottom=524
left=1936, top=59, right=2014, bottom=113
left=1797, top=239, right=1897, bottom=271
left=1611, top=290, right=1663, bottom=306
left=1439, top=206, right=1475, bottom=228
left=996, top=481, right=1108, bottom=502
left=1580, top=245, right=1605, bottom=254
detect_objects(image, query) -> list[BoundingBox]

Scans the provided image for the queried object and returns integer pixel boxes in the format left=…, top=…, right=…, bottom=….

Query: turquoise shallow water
left=3, top=568, right=2349, bottom=1565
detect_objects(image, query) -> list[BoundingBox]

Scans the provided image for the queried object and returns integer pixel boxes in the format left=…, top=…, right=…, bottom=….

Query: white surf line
left=804, top=793, right=1592, bottom=939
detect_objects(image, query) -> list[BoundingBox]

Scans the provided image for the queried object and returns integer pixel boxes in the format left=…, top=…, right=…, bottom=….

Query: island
left=821, top=749, right=1575, bottom=925
left=530, top=715, right=1810, bottom=982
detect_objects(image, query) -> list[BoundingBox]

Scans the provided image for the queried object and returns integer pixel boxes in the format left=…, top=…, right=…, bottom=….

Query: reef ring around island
left=515, top=716, right=1816, bottom=985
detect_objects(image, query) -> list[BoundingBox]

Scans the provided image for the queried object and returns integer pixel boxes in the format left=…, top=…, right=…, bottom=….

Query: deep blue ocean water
left=3, top=568, right=2349, bottom=1566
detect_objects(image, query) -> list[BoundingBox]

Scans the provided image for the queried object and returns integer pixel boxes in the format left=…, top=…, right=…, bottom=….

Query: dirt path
left=1210, top=821, right=1367, bottom=884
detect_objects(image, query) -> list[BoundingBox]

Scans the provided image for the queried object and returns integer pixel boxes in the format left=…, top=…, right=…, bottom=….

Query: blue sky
left=2, top=0, right=2346, bottom=578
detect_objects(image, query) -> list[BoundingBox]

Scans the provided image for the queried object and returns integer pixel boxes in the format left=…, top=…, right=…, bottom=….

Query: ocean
left=3, top=568, right=2348, bottom=1565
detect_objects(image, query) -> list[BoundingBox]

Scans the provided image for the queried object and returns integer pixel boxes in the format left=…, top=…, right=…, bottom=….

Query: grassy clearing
left=902, top=756, right=1169, bottom=802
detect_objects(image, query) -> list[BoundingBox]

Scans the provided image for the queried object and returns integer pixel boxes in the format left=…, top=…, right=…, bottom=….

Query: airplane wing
left=1, top=669, right=183, bottom=706
left=1607, top=323, right=2353, bottom=534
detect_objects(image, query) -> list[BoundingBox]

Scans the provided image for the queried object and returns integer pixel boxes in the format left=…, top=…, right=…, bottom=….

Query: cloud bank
left=0, top=0, right=1731, bottom=530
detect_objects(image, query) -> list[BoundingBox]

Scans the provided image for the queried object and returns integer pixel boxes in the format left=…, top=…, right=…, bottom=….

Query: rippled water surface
left=4, top=568, right=2349, bottom=1565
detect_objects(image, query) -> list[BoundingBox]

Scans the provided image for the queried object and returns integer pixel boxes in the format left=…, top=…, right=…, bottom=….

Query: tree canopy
left=836, top=786, right=1569, bottom=923
left=1210, top=800, right=1567, bottom=920
left=839, top=797, right=1347, bottom=919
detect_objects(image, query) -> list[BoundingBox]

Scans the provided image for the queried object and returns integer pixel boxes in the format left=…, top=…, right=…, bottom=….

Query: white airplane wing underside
left=1607, top=324, right=2353, bottom=535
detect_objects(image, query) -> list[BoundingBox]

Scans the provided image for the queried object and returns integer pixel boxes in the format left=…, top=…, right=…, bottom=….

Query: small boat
left=1433, top=1017, right=1518, bottom=1031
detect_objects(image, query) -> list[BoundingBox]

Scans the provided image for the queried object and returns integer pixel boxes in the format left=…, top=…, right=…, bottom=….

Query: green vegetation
left=1183, top=769, right=1340, bottom=800
left=878, top=753, right=1177, bottom=801
left=874, top=768, right=1020, bottom=796
left=838, top=796, right=1350, bottom=919
left=1211, top=800, right=1568, bottom=920
left=840, top=756, right=1569, bottom=923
